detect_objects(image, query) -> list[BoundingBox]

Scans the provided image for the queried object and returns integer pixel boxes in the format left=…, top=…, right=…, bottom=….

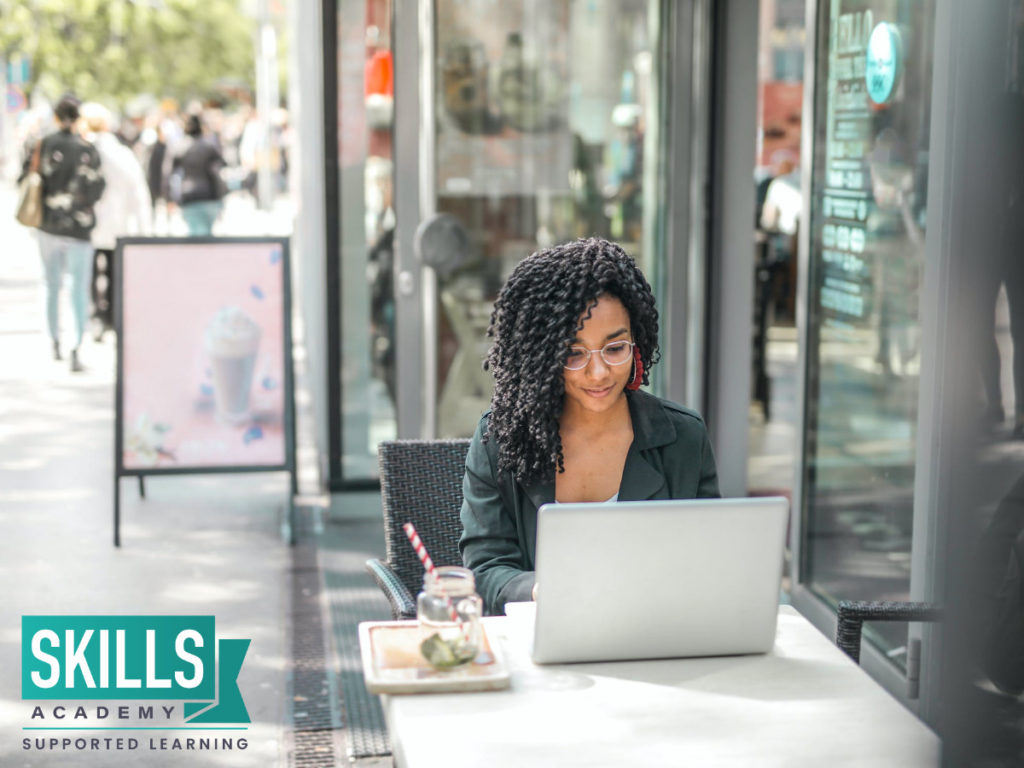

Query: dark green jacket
left=459, top=390, right=720, bottom=615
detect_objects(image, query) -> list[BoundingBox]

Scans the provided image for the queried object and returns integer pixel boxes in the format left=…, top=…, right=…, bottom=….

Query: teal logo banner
left=21, top=616, right=249, bottom=724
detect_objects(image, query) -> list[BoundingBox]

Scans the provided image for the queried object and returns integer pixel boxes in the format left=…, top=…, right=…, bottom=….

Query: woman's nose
left=586, top=352, right=611, bottom=376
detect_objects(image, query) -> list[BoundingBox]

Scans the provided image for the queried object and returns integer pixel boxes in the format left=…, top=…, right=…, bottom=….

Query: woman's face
left=562, top=294, right=634, bottom=417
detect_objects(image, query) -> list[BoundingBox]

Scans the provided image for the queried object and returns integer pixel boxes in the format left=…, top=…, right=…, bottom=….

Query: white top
left=89, top=132, right=152, bottom=249
left=381, top=605, right=939, bottom=767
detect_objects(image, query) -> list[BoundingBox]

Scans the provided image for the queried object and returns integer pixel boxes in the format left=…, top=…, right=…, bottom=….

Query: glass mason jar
left=416, top=566, right=483, bottom=668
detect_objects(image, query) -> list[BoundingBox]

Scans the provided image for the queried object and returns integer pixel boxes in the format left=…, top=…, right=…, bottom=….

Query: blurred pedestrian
left=80, top=102, right=153, bottom=338
left=238, top=108, right=263, bottom=202
left=145, top=119, right=168, bottom=212
left=18, top=93, right=105, bottom=372
left=169, top=114, right=227, bottom=236
left=274, top=108, right=291, bottom=193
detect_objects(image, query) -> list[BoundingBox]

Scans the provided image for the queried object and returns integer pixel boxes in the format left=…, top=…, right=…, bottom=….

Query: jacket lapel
left=618, top=442, right=667, bottom=500
left=618, top=391, right=676, bottom=501
left=523, top=480, right=555, bottom=511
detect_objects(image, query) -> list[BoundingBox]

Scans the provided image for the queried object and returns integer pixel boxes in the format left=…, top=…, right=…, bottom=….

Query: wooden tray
left=358, top=620, right=511, bottom=694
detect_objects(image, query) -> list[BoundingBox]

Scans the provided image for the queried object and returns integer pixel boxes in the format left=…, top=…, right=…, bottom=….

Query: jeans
left=181, top=200, right=224, bottom=236
left=37, top=231, right=93, bottom=348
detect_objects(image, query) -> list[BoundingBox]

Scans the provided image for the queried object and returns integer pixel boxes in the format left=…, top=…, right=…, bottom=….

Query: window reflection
left=432, top=0, right=663, bottom=438
left=802, top=0, right=936, bottom=661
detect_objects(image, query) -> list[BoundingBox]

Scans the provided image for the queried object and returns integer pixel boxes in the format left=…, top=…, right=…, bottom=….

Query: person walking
left=19, top=94, right=106, bottom=371
left=80, top=102, right=152, bottom=338
left=170, top=113, right=226, bottom=236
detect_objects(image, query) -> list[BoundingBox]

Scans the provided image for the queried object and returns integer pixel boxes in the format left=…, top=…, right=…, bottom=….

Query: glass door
left=394, top=0, right=674, bottom=438
left=794, top=0, right=937, bottom=667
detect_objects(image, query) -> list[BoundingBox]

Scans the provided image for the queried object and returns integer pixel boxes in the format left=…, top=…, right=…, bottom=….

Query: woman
left=80, top=102, right=153, bottom=339
left=20, top=93, right=105, bottom=371
left=171, top=114, right=226, bottom=236
left=459, top=238, right=720, bottom=615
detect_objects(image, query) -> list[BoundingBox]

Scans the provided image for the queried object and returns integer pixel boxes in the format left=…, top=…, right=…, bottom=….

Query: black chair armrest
left=366, top=558, right=417, bottom=620
left=836, top=600, right=944, bottom=664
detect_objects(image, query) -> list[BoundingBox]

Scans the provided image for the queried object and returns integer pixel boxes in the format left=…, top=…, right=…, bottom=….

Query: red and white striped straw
left=403, top=522, right=470, bottom=641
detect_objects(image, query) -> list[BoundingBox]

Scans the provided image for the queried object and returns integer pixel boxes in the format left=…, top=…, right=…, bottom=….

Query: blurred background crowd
left=9, top=91, right=292, bottom=233
left=1, top=0, right=292, bottom=372
left=0, top=0, right=290, bottom=217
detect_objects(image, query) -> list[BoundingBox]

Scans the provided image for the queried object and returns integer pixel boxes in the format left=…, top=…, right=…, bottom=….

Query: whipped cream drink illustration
left=205, top=306, right=261, bottom=425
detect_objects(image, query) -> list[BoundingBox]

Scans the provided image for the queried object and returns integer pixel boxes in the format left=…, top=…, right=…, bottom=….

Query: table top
left=380, top=604, right=940, bottom=767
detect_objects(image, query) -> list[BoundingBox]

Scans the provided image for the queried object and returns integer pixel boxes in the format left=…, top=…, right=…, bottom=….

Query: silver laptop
left=530, top=497, right=789, bottom=664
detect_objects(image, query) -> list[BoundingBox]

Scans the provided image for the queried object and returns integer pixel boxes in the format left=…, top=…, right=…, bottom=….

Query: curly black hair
left=483, top=237, right=660, bottom=485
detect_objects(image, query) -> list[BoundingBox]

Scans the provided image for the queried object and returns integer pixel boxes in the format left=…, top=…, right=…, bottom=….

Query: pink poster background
left=121, top=241, right=287, bottom=469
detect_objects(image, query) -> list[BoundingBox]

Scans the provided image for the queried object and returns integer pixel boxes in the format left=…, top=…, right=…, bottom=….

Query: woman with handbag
left=17, top=94, right=106, bottom=372
left=169, top=113, right=227, bottom=236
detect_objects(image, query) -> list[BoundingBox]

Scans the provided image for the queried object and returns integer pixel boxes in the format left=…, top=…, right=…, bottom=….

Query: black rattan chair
left=836, top=600, right=944, bottom=664
left=366, top=439, right=472, bottom=620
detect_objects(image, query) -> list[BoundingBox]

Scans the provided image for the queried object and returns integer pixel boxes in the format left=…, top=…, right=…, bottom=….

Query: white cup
left=205, top=307, right=261, bottom=425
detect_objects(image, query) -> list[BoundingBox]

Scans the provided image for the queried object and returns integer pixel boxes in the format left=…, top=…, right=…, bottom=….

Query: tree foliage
left=0, top=0, right=257, bottom=108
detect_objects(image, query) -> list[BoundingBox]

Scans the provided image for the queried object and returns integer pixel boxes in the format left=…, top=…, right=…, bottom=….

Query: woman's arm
left=458, top=417, right=535, bottom=615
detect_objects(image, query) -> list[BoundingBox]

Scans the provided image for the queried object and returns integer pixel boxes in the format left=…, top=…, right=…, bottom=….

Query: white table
left=381, top=605, right=940, bottom=767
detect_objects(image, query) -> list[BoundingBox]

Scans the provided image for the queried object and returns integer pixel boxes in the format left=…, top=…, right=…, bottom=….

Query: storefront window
left=431, top=0, right=665, bottom=437
left=801, top=0, right=935, bottom=661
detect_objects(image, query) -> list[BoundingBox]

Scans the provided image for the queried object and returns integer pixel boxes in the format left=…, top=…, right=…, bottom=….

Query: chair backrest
left=378, top=439, right=472, bottom=599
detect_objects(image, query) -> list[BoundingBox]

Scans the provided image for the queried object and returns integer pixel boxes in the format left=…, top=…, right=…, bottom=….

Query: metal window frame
left=662, top=0, right=714, bottom=412
left=292, top=0, right=331, bottom=492
left=391, top=0, right=435, bottom=440
left=786, top=0, right=821, bottom=651
left=913, top=0, right=995, bottom=730
left=323, top=0, right=392, bottom=491
left=703, top=0, right=758, bottom=496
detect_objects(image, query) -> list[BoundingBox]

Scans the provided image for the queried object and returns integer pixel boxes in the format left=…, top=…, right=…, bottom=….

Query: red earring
left=627, top=348, right=643, bottom=390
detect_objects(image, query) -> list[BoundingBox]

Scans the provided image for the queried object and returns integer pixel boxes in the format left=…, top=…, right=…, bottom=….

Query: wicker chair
left=836, top=600, right=944, bottom=664
left=366, top=439, right=472, bottom=620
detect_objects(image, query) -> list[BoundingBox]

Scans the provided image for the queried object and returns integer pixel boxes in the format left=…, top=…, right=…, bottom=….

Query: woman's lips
left=583, top=385, right=615, bottom=398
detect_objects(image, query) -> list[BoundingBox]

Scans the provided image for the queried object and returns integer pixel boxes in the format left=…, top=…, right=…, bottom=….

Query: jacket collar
left=523, top=390, right=676, bottom=507
left=625, top=390, right=677, bottom=450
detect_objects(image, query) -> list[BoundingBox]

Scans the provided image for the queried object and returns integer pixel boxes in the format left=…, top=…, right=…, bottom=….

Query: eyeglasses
left=563, top=341, right=635, bottom=370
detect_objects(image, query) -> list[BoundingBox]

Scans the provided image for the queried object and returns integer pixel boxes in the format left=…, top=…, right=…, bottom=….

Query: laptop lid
left=531, top=496, right=789, bottom=664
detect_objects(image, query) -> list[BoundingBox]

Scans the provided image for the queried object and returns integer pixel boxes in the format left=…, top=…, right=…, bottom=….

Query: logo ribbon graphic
left=22, top=616, right=251, bottom=725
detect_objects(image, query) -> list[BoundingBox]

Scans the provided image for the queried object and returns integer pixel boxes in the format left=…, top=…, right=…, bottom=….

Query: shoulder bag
left=16, top=141, right=43, bottom=228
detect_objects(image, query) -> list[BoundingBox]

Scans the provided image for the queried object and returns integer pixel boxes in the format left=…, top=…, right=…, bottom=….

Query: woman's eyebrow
left=572, top=328, right=630, bottom=345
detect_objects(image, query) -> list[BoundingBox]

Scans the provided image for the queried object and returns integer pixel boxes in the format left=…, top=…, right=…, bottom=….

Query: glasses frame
left=563, top=340, right=636, bottom=370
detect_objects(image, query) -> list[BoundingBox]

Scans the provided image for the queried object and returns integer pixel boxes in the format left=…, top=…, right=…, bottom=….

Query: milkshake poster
left=118, top=239, right=289, bottom=470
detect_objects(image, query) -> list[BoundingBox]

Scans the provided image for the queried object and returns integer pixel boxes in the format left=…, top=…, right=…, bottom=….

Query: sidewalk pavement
left=0, top=181, right=297, bottom=766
